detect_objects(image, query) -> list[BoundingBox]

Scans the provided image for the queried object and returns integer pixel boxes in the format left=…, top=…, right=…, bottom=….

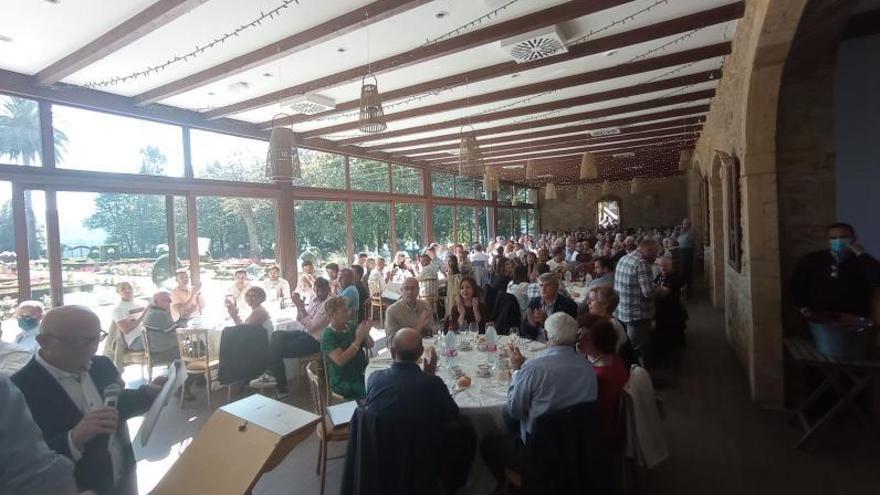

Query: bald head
left=37, top=305, right=103, bottom=372
left=391, top=327, right=423, bottom=362
left=151, top=290, right=172, bottom=310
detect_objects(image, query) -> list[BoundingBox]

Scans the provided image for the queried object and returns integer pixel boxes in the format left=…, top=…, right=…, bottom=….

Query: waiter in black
left=791, top=223, right=880, bottom=318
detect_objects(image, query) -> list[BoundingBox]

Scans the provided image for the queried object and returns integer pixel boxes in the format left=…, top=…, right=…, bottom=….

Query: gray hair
left=17, top=300, right=44, bottom=312
left=545, top=313, right=578, bottom=346
left=537, top=272, right=559, bottom=286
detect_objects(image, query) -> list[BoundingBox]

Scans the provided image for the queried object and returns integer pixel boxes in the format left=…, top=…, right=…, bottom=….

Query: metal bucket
left=807, top=312, right=877, bottom=360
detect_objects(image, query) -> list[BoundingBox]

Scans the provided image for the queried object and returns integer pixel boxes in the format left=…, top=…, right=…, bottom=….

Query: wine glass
left=468, top=322, right=478, bottom=340
left=509, top=326, right=520, bottom=348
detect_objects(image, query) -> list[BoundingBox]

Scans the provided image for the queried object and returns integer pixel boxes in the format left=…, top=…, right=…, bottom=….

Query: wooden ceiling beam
left=419, top=127, right=702, bottom=161
left=409, top=123, right=703, bottom=159
left=360, top=104, right=709, bottom=150
left=36, top=0, right=211, bottom=85
left=474, top=138, right=698, bottom=167
left=266, top=2, right=744, bottom=128
left=376, top=115, right=706, bottom=154
left=334, top=87, right=715, bottom=145
left=134, top=0, right=431, bottom=105
left=299, top=44, right=730, bottom=137
left=202, top=0, right=630, bottom=119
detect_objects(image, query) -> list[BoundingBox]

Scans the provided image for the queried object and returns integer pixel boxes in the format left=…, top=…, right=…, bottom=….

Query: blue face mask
left=830, top=238, right=851, bottom=253
left=18, top=316, right=38, bottom=331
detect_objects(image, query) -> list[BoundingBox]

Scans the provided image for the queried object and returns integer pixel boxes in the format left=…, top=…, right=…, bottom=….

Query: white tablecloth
left=563, top=281, right=588, bottom=305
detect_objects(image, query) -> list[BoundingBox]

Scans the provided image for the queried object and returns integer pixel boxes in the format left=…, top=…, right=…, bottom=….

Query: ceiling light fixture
left=0, top=35, right=12, bottom=43
left=434, top=10, right=449, bottom=20
left=263, top=72, right=273, bottom=78
left=337, top=47, right=347, bottom=53
left=266, top=113, right=301, bottom=182
left=604, top=50, right=618, bottom=57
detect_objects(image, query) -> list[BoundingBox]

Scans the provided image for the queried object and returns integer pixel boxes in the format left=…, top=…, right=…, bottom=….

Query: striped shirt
left=613, top=250, right=655, bottom=322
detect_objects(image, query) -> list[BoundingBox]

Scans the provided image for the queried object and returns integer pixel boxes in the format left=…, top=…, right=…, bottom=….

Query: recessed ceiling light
left=604, top=50, right=618, bottom=57
left=262, top=72, right=273, bottom=78
left=510, top=73, right=520, bottom=79
left=44, top=0, right=60, bottom=4
left=227, top=81, right=250, bottom=93
left=434, top=10, right=449, bottom=20
left=207, top=91, right=216, bottom=96
left=337, top=47, right=347, bottom=53
left=0, top=35, right=12, bottom=43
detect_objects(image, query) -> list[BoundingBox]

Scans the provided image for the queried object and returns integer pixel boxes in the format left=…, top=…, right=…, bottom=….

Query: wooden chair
left=175, top=328, right=220, bottom=409
left=418, top=277, right=440, bottom=322
left=306, top=360, right=349, bottom=495
left=367, top=280, right=389, bottom=328
left=107, top=320, right=153, bottom=380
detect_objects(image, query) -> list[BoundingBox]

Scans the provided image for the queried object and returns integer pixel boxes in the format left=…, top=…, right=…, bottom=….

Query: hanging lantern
left=527, top=188, right=537, bottom=203
left=545, top=182, right=558, bottom=200
left=601, top=180, right=610, bottom=194
left=525, top=159, right=537, bottom=179
left=266, top=113, right=301, bottom=181
left=678, top=149, right=693, bottom=171
left=579, top=152, right=598, bottom=179
left=458, top=126, right=483, bottom=177
left=358, top=72, right=387, bottom=133
left=630, top=177, right=643, bottom=194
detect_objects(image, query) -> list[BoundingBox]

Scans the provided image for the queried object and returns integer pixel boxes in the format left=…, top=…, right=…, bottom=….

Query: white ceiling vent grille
left=590, top=127, right=621, bottom=137
left=500, top=26, right=568, bottom=64
left=286, top=94, right=336, bottom=115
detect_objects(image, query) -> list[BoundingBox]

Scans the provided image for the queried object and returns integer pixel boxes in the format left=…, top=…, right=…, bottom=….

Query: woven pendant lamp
left=266, top=113, right=301, bottom=181
left=678, top=149, right=693, bottom=171
left=525, top=159, right=537, bottom=180
left=630, top=177, right=643, bottom=194
left=358, top=72, right=387, bottom=133
left=601, top=180, right=610, bottom=194
left=458, top=126, right=483, bottom=177
left=545, top=182, right=558, bottom=200
left=579, top=152, right=598, bottom=179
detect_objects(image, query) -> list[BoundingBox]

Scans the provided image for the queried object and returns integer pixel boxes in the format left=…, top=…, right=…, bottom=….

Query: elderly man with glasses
left=521, top=273, right=578, bottom=341
left=11, top=305, right=166, bottom=495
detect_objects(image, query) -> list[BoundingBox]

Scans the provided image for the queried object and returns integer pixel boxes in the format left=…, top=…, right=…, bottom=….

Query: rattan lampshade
left=545, top=182, right=558, bottom=200
left=266, top=113, right=301, bottom=181
left=358, top=73, right=387, bottom=133
left=458, top=127, right=484, bottom=177
left=525, top=159, right=537, bottom=180
left=579, top=152, right=598, bottom=179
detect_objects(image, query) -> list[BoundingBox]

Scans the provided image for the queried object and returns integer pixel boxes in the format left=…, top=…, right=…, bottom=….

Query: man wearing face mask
left=791, top=223, right=880, bottom=318
left=13, top=300, right=44, bottom=353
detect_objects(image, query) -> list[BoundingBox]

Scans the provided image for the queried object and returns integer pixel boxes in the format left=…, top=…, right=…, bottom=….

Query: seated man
left=112, top=281, right=147, bottom=351
left=12, top=305, right=166, bottom=494
left=324, top=263, right=341, bottom=295
left=170, top=269, right=204, bottom=321
left=269, top=278, right=333, bottom=395
left=366, top=328, right=475, bottom=494
left=263, top=264, right=292, bottom=307
left=12, top=299, right=43, bottom=352
left=384, top=277, right=431, bottom=339
left=522, top=273, right=578, bottom=341
left=481, top=313, right=597, bottom=487
left=297, top=260, right=317, bottom=302
left=226, top=268, right=252, bottom=309
left=142, top=291, right=187, bottom=363
left=350, top=264, right=370, bottom=323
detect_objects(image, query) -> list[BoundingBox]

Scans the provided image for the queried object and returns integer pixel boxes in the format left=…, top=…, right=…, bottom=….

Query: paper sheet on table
left=137, top=360, right=184, bottom=447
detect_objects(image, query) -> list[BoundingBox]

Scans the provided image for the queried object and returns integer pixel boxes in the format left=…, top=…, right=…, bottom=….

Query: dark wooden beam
left=203, top=0, right=630, bottom=119
left=266, top=2, right=744, bottom=128
left=360, top=105, right=709, bottom=150
left=299, top=44, right=730, bottom=137
left=135, top=0, right=431, bottom=105
left=377, top=116, right=706, bottom=154
left=36, top=0, right=210, bottom=85
left=334, top=87, right=716, bottom=145
left=409, top=123, right=703, bottom=159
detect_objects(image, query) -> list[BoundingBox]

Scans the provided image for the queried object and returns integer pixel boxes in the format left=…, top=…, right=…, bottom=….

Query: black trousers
left=439, top=417, right=478, bottom=494
left=268, top=331, right=320, bottom=392
left=480, top=434, right=525, bottom=483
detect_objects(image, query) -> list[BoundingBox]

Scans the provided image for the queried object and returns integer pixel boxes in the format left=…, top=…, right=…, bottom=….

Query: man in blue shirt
left=481, top=312, right=597, bottom=487
left=337, top=268, right=360, bottom=318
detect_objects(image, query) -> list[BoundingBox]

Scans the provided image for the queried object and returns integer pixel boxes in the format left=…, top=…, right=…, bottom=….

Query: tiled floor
left=125, top=297, right=880, bottom=495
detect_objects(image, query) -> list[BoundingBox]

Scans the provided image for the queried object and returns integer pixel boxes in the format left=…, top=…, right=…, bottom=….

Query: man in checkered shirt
left=613, top=238, right=661, bottom=359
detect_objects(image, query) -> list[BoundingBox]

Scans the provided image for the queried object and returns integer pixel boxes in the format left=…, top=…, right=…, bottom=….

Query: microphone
left=103, top=383, right=122, bottom=409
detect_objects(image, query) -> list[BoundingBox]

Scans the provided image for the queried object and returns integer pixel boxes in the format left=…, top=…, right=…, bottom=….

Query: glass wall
left=295, top=200, right=347, bottom=269
left=54, top=105, right=184, bottom=176
left=392, top=165, right=422, bottom=195
left=297, top=148, right=345, bottom=189
left=432, top=172, right=454, bottom=198
left=352, top=202, right=391, bottom=259
left=191, top=129, right=266, bottom=182
left=455, top=176, right=476, bottom=199
left=349, top=158, right=389, bottom=192
left=0, top=95, right=42, bottom=166
left=0, top=182, right=16, bottom=334
left=433, top=205, right=454, bottom=245
left=395, top=203, right=423, bottom=257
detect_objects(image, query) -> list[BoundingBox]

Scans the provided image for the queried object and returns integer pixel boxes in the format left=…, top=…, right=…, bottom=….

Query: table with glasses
left=186, top=307, right=299, bottom=357
left=562, top=281, right=588, bottom=305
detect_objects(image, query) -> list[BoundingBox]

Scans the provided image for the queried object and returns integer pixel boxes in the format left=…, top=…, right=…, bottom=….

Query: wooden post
left=39, top=101, right=56, bottom=170
left=186, top=192, right=200, bottom=286
left=389, top=199, right=398, bottom=255
left=11, top=184, right=31, bottom=301
left=424, top=169, right=434, bottom=243
left=165, top=195, right=177, bottom=273
left=44, top=189, right=63, bottom=306
left=182, top=127, right=193, bottom=179
left=275, top=182, right=296, bottom=288
left=345, top=200, right=354, bottom=266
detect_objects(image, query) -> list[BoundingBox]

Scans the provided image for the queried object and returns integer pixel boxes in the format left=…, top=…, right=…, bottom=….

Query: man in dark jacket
left=12, top=305, right=164, bottom=495
left=521, top=273, right=578, bottom=341
left=791, top=223, right=880, bottom=318
left=364, top=328, right=475, bottom=493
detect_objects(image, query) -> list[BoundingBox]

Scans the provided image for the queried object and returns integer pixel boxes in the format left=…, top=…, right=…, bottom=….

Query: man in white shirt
left=263, top=265, right=292, bottom=306
left=368, top=257, right=388, bottom=294
left=12, top=299, right=43, bottom=353
left=0, top=331, right=31, bottom=375
left=226, top=268, right=251, bottom=309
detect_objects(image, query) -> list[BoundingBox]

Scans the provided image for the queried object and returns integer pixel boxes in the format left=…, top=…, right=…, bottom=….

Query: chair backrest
left=523, top=401, right=612, bottom=495
left=368, top=279, right=382, bottom=297
left=139, top=324, right=153, bottom=359
left=175, top=327, right=211, bottom=365
left=306, top=359, right=329, bottom=417
left=218, top=324, right=269, bottom=385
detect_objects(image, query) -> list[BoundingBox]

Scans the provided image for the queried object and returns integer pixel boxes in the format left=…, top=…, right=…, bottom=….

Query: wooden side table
left=784, top=338, right=880, bottom=449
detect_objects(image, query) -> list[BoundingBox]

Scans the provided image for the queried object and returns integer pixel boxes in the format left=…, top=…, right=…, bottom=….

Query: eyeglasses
left=46, top=330, right=108, bottom=348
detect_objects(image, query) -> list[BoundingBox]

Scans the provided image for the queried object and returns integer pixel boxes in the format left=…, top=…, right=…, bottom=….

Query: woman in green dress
left=321, top=295, right=374, bottom=400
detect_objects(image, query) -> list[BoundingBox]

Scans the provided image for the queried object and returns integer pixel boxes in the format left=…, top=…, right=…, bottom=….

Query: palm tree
left=0, top=97, right=68, bottom=258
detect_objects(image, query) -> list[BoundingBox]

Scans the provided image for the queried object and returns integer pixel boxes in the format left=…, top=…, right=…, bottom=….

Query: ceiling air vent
left=500, top=26, right=568, bottom=64
left=590, top=127, right=621, bottom=137
left=286, top=94, right=336, bottom=115
left=612, top=152, right=636, bottom=159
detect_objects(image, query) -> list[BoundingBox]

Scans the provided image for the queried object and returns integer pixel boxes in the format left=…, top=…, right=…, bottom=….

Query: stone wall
left=539, top=175, right=688, bottom=231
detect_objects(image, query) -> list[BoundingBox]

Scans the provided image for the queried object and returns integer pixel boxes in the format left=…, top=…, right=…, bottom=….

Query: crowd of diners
left=0, top=219, right=695, bottom=494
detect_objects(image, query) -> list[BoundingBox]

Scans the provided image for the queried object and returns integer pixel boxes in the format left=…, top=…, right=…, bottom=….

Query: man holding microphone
left=12, top=305, right=166, bottom=495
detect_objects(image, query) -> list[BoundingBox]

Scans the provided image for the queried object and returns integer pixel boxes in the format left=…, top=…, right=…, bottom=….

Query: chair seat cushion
left=186, top=359, right=219, bottom=372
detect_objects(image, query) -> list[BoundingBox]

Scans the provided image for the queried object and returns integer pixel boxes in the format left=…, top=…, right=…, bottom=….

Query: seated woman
left=450, top=277, right=487, bottom=333
left=390, top=251, right=416, bottom=283
left=576, top=313, right=629, bottom=441
left=506, top=265, right=530, bottom=320
left=226, top=286, right=274, bottom=341
left=321, top=296, right=374, bottom=400
left=445, top=254, right=463, bottom=318
left=586, top=286, right=639, bottom=368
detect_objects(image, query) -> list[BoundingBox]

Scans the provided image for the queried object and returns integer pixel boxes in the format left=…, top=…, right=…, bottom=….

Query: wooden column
left=165, top=195, right=177, bottom=272
left=44, top=189, right=63, bottom=306
left=275, top=182, right=296, bottom=287
left=389, top=199, right=398, bottom=255
left=11, top=184, right=31, bottom=300
left=182, top=127, right=193, bottom=179
left=185, top=192, right=200, bottom=285
left=423, top=170, right=434, bottom=243
left=345, top=200, right=354, bottom=266
left=39, top=101, right=56, bottom=170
